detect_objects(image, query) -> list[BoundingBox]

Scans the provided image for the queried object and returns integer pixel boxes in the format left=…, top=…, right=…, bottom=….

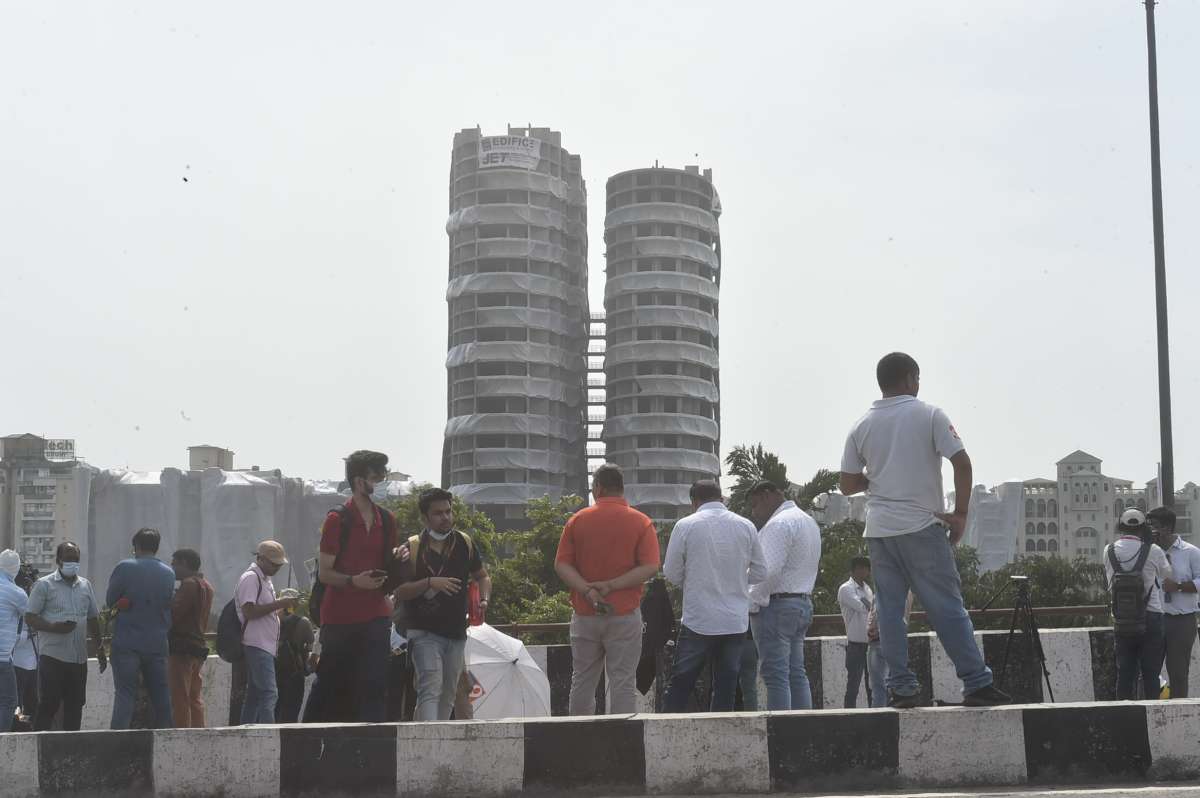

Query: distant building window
left=1048, top=539, right=1059, bottom=553
left=1037, top=539, right=1047, bottom=552
left=1037, top=523, right=1046, bottom=536
left=1026, top=523, right=1035, bottom=536
left=1026, top=499, right=1034, bottom=516
left=1026, top=539, right=1036, bottom=552
left=1037, top=499, right=1046, bottom=517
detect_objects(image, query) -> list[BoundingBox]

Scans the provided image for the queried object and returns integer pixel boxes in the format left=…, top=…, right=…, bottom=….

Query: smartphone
left=369, top=569, right=388, bottom=579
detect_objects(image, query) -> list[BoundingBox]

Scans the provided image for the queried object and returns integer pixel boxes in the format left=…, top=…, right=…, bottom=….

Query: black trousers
left=35, top=655, right=87, bottom=731
left=302, top=618, right=390, bottom=724
left=15, top=666, right=38, bottom=717
left=275, top=671, right=306, bottom=723
left=1163, top=612, right=1197, bottom=698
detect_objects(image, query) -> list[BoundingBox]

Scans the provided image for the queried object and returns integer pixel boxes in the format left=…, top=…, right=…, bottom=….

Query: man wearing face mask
left=26, top=541, right=106, bottom=731
left=302, top=450, right=400, bottom=723
left=237, top=540, right=296, bottom=724
left=107, top=527, right=177, bottom=729
left=394, top=487, right=490, bottom=721
left=0, top=549, right=28, bottom=732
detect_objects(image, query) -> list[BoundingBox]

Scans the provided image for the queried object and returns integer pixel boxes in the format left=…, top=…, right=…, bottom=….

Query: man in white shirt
left=747, top=480, right=822, bottom=710
left=837, top=557, right=874, bottom=708
left=840, top=352, right=1008, bottom=708
left=662, top=481, right=767, bottom=712
left=1105, top=509, right=1175, bottom=700
left=1148, top=506, right=1200, bottom=698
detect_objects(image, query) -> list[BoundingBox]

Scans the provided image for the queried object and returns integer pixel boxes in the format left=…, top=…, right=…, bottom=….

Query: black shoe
left=963, top=685, right=1011, bottom=707
left=888, top=692, right=920, bottom=709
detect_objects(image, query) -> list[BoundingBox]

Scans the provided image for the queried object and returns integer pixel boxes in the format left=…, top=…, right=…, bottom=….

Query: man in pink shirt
left=236, top=540, right=296, bottom=724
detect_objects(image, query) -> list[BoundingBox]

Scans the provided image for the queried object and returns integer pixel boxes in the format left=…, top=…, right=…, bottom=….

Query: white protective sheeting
left=604, top=449, right=721, bottom=474
left=84, top=469, right=415, bottom=608
left=449, top=483, right=569, bottom=505
left=605, top=341, right=719, bottom=369
left=472, top=239, right=586, bottom=271
left=444, top=413, right=583, bottom=442
left=604, top=202, right=720, bottom=235
left=625, top=484, right=692, bottom=507
left=614, top=238, right=720, bottom=269
left=465, top=623, right=551, bottom=720
left=446, top=342, right=584, bottom=370
left=447, top=272, right=587, bottom=305
left=605, top=271, right=720, bottom=302
left=606, top=376, right=720, bottom=403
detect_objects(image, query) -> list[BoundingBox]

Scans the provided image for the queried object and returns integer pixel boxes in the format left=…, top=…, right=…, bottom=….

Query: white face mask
left=428, top=529, right=452, bottom=542
left=60, top=562, right=81, bottom=578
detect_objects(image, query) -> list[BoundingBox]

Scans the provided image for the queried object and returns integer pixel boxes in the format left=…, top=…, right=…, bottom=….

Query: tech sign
left=477, top=135, right=542, bottom=170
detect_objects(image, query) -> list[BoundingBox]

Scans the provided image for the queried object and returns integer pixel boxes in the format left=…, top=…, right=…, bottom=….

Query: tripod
left=977, top=576, right=1055, bottom=703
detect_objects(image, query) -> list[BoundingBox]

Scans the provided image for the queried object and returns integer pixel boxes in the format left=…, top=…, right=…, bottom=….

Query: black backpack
left=216, top=572, right=263, bottom=663
left=1109, top=542, right=1154, bottom=638
left=309, top=504, right=396, bottom=627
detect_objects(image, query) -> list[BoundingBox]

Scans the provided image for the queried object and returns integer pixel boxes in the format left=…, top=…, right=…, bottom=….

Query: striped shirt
left=27, top=570, right=100, bottom=664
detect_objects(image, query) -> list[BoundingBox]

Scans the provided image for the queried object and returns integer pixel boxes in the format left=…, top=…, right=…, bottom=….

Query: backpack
left=1109, top=542, right=1154, bottom=638
left=309, top=504, right=397, bottom=627
left=216, top=572, right=263, bottom=663
left=393, top=531, right=475, bottom=633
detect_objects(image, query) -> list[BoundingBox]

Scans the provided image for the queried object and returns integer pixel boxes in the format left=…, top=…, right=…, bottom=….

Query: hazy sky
left=3, top=1, right=1198, bottom=491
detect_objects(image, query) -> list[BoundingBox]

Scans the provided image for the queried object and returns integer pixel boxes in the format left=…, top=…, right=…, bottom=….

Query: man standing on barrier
left=1148, top=506, right=1200, bottom=698
left=840, top=352, right=1009, bottom=708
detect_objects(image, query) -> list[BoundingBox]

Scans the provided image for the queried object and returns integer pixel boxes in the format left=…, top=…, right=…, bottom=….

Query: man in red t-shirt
left=302, top=450, right=398, bottom=723
left=555, top=464, right=660, bottom=714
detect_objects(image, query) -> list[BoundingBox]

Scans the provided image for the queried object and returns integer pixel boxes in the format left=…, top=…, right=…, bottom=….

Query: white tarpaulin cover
left=85, top=468, right=416, bottom=607
left=465, top=623, right=550, bottom=720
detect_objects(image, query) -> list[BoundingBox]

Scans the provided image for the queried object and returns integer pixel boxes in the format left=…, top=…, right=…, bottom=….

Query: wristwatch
left=344, top=573, right=353, bottom=587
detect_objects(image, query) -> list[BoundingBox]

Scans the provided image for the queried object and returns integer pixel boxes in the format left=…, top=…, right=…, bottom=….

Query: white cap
left=0, top=549, right=20, bottom=578
left=1119, top=508, right=1148, bottom=530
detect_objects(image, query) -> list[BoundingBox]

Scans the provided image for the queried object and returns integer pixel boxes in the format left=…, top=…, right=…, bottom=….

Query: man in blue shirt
left=106, top=527, right=176, bottom=729
left=0, top=549, right=29, bottom=732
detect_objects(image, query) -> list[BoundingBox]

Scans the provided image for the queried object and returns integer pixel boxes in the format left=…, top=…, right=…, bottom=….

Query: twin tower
left=442, top=126, right=722, bottom=530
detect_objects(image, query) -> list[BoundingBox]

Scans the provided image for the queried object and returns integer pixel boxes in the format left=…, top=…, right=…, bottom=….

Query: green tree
left=724, top=443, right=840, bottom=518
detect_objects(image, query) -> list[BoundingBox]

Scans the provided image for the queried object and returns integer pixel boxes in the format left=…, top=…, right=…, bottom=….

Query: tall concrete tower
left=442, top=126, right=589, bottom=530
left=601, top=165, right=722, bottom=522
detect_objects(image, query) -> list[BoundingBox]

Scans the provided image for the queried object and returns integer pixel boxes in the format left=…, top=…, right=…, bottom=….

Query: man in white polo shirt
left=840, top=352, right=1008, bottom=708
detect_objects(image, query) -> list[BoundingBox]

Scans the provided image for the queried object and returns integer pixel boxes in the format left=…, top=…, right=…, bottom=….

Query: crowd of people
left=2, top=352, right=1196, bottom=732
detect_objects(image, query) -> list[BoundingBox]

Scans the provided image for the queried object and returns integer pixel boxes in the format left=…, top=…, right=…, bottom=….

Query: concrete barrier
left=59, top=625, right=1200, bottom=729
left=4, top=700, right=1200, bottom=796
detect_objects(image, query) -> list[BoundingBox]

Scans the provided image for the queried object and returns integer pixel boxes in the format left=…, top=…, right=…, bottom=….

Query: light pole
left=1143, top=1, right=1174, bottom=507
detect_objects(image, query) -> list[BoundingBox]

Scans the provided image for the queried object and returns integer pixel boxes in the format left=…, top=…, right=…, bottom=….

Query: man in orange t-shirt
left=555, top=464, right=660, bottom=714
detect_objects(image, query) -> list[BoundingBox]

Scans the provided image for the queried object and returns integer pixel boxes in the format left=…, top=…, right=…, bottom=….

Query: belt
left=770, top=592, right=809, bottom=599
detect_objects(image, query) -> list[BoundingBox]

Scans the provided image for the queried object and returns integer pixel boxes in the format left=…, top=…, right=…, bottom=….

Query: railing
left=490, top=605, right=1112, bottom=642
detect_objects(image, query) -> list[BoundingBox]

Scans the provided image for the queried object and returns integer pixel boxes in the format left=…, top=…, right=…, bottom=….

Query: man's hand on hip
left=934, top=511, right=968, bottom=545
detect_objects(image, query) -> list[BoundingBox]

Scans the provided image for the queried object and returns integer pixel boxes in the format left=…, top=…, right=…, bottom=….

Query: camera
left=15, top=564, right=39, bottom=592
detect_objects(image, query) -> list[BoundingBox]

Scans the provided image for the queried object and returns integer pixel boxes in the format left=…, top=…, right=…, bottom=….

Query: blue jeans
left=664, top=625, right=745, bottom=712
left=0, top=660, right=16, bottom=732
left=869, top=523, right=991, bottom=697
left=1116, top=610, right=1166, bottom=700
left=110, top=647, right=172, bottom=729
left=409, top=630, right=466, bottom=721
left=751, top=596, right=813, bottom=710
left=867, top=641, right=888, bottom=708
left=241, top=645, right=278, bottom=724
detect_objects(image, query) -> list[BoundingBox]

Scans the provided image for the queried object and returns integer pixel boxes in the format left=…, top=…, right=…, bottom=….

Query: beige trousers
left=568, top=609, right=643, bottom=715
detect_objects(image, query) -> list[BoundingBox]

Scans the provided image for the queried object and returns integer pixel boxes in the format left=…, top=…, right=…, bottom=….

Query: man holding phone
left=26, top=541, right=106, bottom=731
left=302, top=450, right=400, bottom=723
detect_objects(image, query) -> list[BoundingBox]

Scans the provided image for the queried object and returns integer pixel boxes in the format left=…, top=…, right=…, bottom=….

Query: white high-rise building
left=601, top=165, right=722, bottom=522
left=442, top=126, right=590, bottom=530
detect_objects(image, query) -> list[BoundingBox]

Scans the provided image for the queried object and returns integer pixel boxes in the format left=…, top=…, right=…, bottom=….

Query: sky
left=2, top=1, right=1198, bottom=491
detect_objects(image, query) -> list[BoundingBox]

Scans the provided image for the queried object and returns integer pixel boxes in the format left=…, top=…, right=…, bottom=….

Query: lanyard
left=421, top=532, right=457, bottom=578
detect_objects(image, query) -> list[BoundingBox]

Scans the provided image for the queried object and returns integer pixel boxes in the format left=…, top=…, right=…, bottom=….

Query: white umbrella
left=465, top=623, right=551, bottom=719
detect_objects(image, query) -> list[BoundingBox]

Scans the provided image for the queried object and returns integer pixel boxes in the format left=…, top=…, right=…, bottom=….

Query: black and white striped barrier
left=3, top=701, right=1199, bottom=796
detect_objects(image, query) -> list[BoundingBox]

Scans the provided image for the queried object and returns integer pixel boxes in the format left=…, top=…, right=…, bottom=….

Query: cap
left=1118, top=508, right=1148, bottom=531
left=277, top=588, right=300, bottom=600
left=256, top=540, right=289, bottom=565
left=0, top=549, right=20, bottom=578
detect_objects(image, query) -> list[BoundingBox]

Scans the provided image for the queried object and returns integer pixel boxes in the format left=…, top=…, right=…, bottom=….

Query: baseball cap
left=1118, top=508, right=1148, bottom=531
left=277, top=588, right=300, bottom=600
left=0, top=549, right=20, bottom=578
left=256, top=540, right=289, bottom=565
